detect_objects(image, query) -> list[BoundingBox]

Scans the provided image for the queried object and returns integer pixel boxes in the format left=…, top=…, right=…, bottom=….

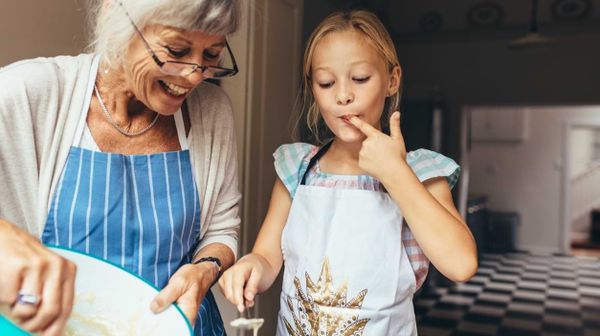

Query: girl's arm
left=382, top=166, right=477, bottom=282
left=349, top=112, right=477, bottom=282
left=218, top=178, right=292, bottom=312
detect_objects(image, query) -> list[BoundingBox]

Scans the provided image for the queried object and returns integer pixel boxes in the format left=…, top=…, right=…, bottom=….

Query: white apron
left=276, top=143, right=418, bottom=335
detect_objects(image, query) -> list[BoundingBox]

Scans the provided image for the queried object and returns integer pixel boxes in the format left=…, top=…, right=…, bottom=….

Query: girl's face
left=122, top=24, right=226, bottom=115
left=310, top=29, right=400, bottom=143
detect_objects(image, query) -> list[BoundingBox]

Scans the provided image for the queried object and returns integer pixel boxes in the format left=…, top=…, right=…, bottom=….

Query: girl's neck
left=330, top=138, right=361, bottom=160
left=319, top=138, right=365, bottom=175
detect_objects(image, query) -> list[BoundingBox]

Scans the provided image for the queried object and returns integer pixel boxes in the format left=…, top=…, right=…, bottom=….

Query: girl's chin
left=334, top=129, right=366, bottom=143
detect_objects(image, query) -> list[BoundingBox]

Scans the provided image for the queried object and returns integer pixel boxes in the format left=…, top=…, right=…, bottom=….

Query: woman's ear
left=387, top=65, right=402, bottom=96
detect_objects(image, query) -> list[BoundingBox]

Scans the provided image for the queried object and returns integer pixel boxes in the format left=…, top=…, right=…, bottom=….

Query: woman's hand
left=349, top=111, right=407, bottom=182
left=150, top=262, right=218, bottom=325
left=0, top=219, right=77, bottom=336
left=218, top=254, right=266, bottom=313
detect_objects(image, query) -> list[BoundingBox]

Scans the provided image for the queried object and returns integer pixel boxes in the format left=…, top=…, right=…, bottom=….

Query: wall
left=570, top=127, right=598, bottom=178
left=0, top=1, right=244, bottom=333
left=0, top=0, right=88, bottom=66
left=397, top=31, right=600, bottom=159
left=468, top=106, right=600, bottom=253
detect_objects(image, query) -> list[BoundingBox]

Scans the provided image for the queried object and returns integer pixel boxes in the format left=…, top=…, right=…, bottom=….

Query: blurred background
left=2, top=0, right=600, bottom=335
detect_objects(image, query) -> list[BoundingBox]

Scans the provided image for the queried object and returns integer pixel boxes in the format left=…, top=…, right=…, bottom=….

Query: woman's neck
left=95, top=63, right=154, bottom=125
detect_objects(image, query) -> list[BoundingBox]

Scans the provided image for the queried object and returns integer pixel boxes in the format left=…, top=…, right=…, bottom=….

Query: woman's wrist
left=192, top=261, right=220, bottom=285
left=193, top=256, right=222, bottom=273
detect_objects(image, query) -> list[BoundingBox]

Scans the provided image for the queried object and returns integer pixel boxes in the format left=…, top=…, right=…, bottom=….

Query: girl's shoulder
left=406, top=149, right=460, bottom=189
left=273, top=142, right=319, bottom=197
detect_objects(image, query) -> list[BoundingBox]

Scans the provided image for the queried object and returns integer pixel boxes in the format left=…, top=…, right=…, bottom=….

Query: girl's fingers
left=244, top=268, right=261, bottom=303
left=348, top=116, right=379, bottom=137
left=389, top=111, right=402, bottom=139
left=232, top=271, right=248, bottom=313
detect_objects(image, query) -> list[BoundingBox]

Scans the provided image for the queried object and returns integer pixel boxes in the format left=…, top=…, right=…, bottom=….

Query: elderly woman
left=0, top=0, right=241, bottom=335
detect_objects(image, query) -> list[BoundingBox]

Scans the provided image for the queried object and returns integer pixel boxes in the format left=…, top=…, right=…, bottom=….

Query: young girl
left=219, top=10, right=477, bottom=335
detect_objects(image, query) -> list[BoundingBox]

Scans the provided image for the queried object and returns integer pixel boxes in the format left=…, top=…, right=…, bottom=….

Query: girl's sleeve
left=273, top=143, right=318, bottom=198
left=406, top=149, right=460, bottom=188
left=404, top=149, right=460, bottom=290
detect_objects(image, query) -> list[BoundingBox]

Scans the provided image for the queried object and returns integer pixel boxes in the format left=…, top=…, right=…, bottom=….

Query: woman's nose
left=185, top=67, right=206, bottom=86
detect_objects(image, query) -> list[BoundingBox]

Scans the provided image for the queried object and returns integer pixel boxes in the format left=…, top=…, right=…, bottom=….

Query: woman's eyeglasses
left=118, top=1, right=238, bottom=78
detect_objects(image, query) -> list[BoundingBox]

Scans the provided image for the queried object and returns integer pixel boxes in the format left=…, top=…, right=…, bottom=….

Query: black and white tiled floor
left=414, top=252, right=600, bottom=336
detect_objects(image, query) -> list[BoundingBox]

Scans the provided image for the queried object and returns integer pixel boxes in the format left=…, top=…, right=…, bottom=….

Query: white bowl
left=0, top=245, right=192, bottom=336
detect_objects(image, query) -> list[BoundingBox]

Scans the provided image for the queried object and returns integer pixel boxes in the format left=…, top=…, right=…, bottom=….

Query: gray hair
left=88, top=0, right=241, bottom=67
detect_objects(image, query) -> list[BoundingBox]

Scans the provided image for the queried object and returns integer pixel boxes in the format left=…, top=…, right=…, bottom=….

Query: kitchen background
left=2, top=0, right=600, bottom=335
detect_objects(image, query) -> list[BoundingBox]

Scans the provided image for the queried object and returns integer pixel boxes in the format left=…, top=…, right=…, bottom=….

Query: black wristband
left=193, top=256, right=222, bottom=273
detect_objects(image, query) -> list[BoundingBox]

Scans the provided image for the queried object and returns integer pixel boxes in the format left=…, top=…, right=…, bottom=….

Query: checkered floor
left=413, top=252, right=600, bottom=336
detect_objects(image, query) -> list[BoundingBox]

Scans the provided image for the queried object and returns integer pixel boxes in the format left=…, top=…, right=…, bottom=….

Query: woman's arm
left=0, top=219, right=77, bottom=336
left=218, top=178, right=292, bottom=312
left=151, top=242, right=234, bottom=324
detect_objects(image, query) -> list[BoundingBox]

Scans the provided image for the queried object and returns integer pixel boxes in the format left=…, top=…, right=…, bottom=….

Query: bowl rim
left=0, top=245, right=194, bottom=335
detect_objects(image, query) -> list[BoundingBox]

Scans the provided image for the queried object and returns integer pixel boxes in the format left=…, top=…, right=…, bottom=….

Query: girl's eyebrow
left=349, top=60, right=371, bottom=67
left=313, top=65, right=331, bottom=72
left=313, top=60, right=371, bottom=72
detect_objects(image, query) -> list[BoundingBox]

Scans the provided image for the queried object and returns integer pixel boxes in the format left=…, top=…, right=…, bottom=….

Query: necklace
left=94, top=85, right=160, bottom=137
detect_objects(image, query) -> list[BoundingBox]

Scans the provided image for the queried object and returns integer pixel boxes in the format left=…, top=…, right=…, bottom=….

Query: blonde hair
left=87, top=0, right=241, bottom=68
left=293, top=10, right=402, bottom=145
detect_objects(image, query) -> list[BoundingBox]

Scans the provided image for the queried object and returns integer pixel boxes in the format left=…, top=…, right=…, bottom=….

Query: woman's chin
left=148, top=103, right=180, bottom=116
left=152, top=83, right=188, bottom=113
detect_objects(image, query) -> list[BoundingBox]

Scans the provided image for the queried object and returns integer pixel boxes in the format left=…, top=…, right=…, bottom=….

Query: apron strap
left=300, top=140, right=333, bottom=185
left=174, top=107, right=188, bottom=150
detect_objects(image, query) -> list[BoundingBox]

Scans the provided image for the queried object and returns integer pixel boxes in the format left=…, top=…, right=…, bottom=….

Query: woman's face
left=310, top=29, right=399, bottom=143
left=122, top=24, right=226, bottom=115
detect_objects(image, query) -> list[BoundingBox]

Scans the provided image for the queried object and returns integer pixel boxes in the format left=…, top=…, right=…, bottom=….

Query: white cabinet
left=471, top=107, right=529, bottom=142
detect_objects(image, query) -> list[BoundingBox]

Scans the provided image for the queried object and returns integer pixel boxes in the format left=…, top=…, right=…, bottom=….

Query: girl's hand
left=150, top=262, right=218, bottom=325
left=218, top=254, right=265, bottom=313
left=349, top=111, right=407, bottom=181
left=0, top=220, right=77, bottom=336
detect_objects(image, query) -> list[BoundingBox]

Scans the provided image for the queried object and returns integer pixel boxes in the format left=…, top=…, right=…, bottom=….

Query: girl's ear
left=387, top=65, right=402, bottom=96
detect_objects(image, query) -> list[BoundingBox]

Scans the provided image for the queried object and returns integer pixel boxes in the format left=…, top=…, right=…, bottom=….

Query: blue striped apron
left=41, top=107, right=225, bottom=335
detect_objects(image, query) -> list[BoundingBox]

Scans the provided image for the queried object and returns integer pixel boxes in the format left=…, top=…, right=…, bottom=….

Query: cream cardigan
left=0, top=54, right=240, bottom=257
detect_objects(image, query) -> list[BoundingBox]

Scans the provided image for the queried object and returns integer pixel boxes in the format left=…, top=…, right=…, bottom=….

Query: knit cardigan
left=0, top=54, right=241, bottom=257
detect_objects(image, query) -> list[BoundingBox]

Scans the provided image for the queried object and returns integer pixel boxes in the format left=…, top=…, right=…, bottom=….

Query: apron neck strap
left=300, top=140, right=333, bottom=185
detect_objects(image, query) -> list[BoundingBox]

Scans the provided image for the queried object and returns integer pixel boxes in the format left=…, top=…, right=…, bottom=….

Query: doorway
left=459, top=105, right=600, bottom=256
left=563, top=121, right=600, bottom=257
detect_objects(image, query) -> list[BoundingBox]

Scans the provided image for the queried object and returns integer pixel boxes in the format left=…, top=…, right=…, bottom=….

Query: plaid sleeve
left=404, top=149, right=459, bottom=290
left=402, top=221, right=430, bottom=291
left=273, top=143, right=317, bottom=198
left=406, top=149, right=460, bottom=189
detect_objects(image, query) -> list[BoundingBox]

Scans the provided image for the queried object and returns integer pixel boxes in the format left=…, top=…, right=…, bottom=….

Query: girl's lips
left=340, top=115, right=358, bottom=125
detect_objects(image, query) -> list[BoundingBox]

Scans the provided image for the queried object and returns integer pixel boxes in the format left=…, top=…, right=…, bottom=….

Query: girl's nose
left=336, top=88, right=354, bottom=105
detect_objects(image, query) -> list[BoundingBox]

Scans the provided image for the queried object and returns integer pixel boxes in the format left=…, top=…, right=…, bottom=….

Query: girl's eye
left=353, top=76, right=371, bottom=83
left=165, top=46, right=189, bottom=58
left=318, top=82, right=334, bottom=89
